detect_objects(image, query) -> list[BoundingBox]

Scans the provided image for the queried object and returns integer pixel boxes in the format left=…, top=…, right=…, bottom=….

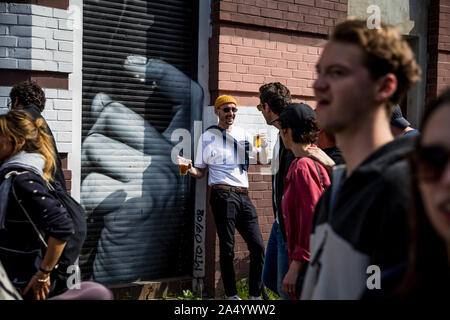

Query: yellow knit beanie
left=214, top=95, right=237, bottom=109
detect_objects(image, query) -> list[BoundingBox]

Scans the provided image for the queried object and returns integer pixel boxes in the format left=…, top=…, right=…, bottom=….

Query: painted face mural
left=80, top=1, right=203, bottom=284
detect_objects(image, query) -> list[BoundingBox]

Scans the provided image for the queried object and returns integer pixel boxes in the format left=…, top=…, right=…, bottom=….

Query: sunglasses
left=257, top=103, right=265, bottom=111
left=411, top=145, right=450, bottom=182
left=221, top=107, right=238, bottom=113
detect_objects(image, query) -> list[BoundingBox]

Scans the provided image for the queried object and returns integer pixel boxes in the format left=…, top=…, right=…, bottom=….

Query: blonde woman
left=0, top=110, right=74, bottom=300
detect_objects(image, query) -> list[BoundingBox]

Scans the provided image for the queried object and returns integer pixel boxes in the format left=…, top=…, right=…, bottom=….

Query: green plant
left=264, top=286, right=280, bottom=300
left=122, top=291, right=132, bottom=300
left=177, top=289, right=201, bottom=300
left=236, top=278, right=280, bottom=300
left=236, top=278, right=250, bottom=300
left=162, top=291, right=176, bottom=300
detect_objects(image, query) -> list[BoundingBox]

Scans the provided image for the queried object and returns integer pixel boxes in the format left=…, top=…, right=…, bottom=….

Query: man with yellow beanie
left=179, top=95, right=265, bottom=300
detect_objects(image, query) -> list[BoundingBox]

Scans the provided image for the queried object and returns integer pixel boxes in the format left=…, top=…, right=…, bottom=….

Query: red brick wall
left=206, top=0, right=348, bottom=297
left=211, top=0, right=348, bottom=36
left=0, top=0, right=69, bottom=10
left=426, top=0, right=450, bottom=107
left=60, top=153, right=71, bottom=195
left=210, top=25, right=326, bottom=106
left=437, top=0, right=450, bottom=95
left=210, top=0, right=347, bottom=106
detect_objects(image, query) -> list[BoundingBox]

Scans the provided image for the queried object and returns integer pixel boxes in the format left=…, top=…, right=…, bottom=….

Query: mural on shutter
left=80, top=0, right=202, bottom=284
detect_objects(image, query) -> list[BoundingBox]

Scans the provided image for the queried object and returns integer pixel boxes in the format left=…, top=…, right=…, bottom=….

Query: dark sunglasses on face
left=222, top=107, right=238, bottom=113
left=412, top=145, right=450, bottom=182
left=257, top=103, right=264, bottom=111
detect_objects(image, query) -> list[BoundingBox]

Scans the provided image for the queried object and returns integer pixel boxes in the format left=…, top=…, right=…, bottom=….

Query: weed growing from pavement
left=236, top=278, right=279, bottom=300
left=177, top=290, right=201, bottom=300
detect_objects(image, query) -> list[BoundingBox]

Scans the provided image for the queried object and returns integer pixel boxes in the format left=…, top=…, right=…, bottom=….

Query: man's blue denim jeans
left=262, top=221, right=291, bottom=300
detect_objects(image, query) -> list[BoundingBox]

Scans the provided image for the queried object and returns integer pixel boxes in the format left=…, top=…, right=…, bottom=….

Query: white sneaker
left=249, top=296, right=261, bottom=300
left=227, top=294, right=242, bottom=300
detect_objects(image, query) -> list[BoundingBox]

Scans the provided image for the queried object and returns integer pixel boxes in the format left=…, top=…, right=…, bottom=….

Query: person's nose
left=313, top=74, right=327, bottom=94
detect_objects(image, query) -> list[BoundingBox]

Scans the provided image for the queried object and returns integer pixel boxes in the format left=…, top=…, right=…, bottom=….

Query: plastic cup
left=254, top=134, right=261, bottom=148
left=178, top=158, right=190, bottom=175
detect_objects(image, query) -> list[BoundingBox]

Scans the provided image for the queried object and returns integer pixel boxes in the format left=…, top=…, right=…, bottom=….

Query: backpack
left=46, top=179, right=87, bottom=270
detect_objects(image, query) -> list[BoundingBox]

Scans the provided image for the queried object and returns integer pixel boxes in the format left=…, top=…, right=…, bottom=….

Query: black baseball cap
left=275, top=102, right=316, bottom=127
left=390, top=105, right=410, bottom=129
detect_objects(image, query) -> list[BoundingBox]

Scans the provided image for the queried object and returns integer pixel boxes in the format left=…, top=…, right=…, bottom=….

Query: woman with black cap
left=275, top=103, right=331, bottom=299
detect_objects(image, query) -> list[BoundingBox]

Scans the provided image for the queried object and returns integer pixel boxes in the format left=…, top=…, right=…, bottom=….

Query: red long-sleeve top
left=281, top=157, right=331, bottom=263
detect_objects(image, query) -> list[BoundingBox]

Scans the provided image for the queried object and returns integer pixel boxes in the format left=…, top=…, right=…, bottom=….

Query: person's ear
left=374, top=73, right=397, bottom=104
left=265, top=104, right=277, bottom=121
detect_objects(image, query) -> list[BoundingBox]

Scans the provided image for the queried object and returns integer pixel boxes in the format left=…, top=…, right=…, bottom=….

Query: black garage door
left=80, top=0, right=201, bottom=285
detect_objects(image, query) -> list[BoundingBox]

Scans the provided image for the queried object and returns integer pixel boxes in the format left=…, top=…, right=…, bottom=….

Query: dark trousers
left=209, top=188, right=265, bottom=297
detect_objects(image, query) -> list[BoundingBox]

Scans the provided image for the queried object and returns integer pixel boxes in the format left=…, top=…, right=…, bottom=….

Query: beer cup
left=253, top=134, right=261, bottom=148
left=178, top=157, right=190, bottom=175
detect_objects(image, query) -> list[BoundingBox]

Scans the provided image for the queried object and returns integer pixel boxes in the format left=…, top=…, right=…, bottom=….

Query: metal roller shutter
left=80, top=0, right=200, bottom=285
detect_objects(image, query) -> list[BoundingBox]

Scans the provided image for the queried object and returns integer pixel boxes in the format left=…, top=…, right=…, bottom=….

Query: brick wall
left=207, top=0, right=348, bottom=297
left=426, top=0, right=450, bottom=107
left=248, top=163, right=273, bottom=240
left=0, top=1, right=69, bottom=10
left=437, top=0, right=450, bottom=95
left=60, top=152, right=71, bottom=194
left=211, top=25, right=325, bottom=107
left=0, top=87, right=73, bottom=153
left=212, top=0, right=348, bottom=36
left=0, top=2, right=74, bottom=154
left=0, top=2, right=75, bottom=191
left=210, top=0, right=348, bottom=106
left=0, top=3, right=74, bottom=73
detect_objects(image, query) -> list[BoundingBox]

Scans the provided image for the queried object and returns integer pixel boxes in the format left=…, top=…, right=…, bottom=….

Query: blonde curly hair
left=0, top=110, right=56, bottom=181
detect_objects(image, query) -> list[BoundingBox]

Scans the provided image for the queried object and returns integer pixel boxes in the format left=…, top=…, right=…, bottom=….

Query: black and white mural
left=80, top=0, right=202, bottom=284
